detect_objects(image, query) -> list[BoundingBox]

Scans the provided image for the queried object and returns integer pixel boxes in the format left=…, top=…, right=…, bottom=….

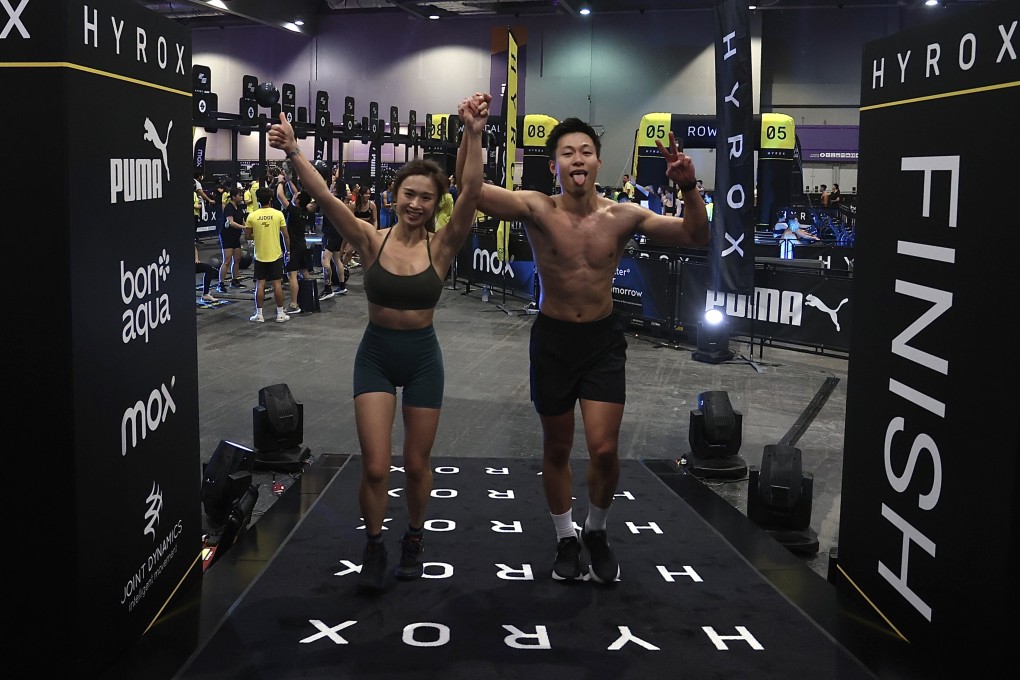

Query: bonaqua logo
left=121, top=249, right=171, bottom=344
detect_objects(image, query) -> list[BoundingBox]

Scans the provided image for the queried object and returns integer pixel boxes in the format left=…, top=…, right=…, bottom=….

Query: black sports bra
left=363, top=229, right=444, bottom=310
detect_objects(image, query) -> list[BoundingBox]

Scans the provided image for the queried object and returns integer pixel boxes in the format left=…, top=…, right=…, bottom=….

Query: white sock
left=551, top=509, right=577, bottom=540
left=585, top=503, right=610, bottom=533
left=277, top=306, right=286, bottom=316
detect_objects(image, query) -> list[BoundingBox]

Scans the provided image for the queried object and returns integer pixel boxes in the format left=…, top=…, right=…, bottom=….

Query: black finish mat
left=177, top=458, right=876, bottom=679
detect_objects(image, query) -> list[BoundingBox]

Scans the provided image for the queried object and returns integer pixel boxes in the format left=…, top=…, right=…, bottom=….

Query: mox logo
left=111, top=117, right=172, bottom=203
left=0, top=0, right=29, bottom=39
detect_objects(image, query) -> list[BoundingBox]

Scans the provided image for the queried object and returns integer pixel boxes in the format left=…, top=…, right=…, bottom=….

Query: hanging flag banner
left=711, top=0, right=755, bottom=295
left=193, top=135, right=207, bottom=174
left=496, top=27, right=520, bottom=263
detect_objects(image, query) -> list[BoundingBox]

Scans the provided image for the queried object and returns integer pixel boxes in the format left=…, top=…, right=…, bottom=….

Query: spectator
left=244, top=187, right=292, bottom=323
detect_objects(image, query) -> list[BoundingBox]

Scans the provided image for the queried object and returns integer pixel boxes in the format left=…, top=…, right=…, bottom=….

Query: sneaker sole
left=551, top=570, right=587, bottom=582
left=580, top=532, right=621, bottom=584
left=394, top=567, right=423, bottom=581
left=320, top=293, right=336, bottom=300
left=588, top=565, right=620, bottom=584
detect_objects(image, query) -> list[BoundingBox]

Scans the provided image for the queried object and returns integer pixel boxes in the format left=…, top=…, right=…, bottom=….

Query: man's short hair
left=256, top=187, right=274, bottom=206
left=546, top=117, right=601, bottom=159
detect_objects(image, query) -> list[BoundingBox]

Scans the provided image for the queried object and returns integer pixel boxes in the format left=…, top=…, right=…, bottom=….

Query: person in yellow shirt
left=244, top=177, right=261, bottom=213
left=434, top=180, right=454, bottom=230
left=244, top=187, right=291, bottom=323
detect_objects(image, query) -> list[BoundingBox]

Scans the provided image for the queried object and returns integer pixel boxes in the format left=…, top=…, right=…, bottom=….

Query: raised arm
left=454, top=117, right=548, bottom=224
left=433, top=93, right=489, bottom=265
left=276, top=179, right=291, bottom=210
left=637, top=131, right=710, bottom=247
left=267, top=113, right=375, bottom=257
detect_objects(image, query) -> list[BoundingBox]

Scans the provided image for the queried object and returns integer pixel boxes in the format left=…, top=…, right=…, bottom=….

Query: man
left=459, top=120, right=708, bottom=585
left=244, top=187, right=292, bottom=323
left=621, top=173, right=636, bottom=201
left=279, top=189, right=316, bottom=314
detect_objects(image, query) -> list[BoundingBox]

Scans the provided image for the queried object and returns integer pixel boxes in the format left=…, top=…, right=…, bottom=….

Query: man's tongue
left=570, top=172, right=586, bottom=187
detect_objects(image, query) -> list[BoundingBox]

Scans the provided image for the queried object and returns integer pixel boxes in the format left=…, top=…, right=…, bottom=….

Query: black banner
left=1, top=0, right=201, bottom=676
left=193, top=136, right=207, bottom=174
left=838, top=0, right=1018, bottom=671
left=677, top=261, right=852, bottom=353
left=712, top=0, right=755, bottom=295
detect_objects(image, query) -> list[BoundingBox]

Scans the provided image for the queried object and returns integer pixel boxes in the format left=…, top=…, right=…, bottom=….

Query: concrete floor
left=195, top=240, right=849, bottom=581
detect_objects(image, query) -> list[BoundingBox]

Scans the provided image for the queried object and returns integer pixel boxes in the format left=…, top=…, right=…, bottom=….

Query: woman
left=353, top=185, right=378, bottom=228
left=268, top=92, right=490, bottom=593
left=218, top=187, right=247, bottom=292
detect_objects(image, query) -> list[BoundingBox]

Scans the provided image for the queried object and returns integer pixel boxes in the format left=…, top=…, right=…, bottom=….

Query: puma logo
left=143, top=117, right=172, bottom=181
left=805, top=294, right=848, bottom=331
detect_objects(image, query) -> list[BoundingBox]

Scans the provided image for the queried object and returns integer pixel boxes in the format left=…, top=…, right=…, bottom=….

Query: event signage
left=712, top=0, right=755, bottom=295
left=679, top=262, right=852, bottom=353
left=755, top=113, right=796, bottom=230
left=520, top=113, right=557, bottom=194
left=796, top=125, right=859, bottom=162
left=0, top=0, right=202, bottom=676
left=612, top=255, right=672, bottom=325
left=838, top=0, right=1017, bottom=672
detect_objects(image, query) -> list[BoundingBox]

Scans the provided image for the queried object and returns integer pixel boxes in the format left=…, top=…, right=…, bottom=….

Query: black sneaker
left=580, top=529, right=620, bottom=584
left=552, top=535, right=584, bottom=582
left=320, top=286, right=336, bottom=300
left=335, top=284, right=348, bottom=295
left=358, top=542, right=387, bottom=592
left=231, top=279, right=247, bottom=289
left=215, top=285, right=228, bottom=295
left=395, top=532, right=425, bottom=581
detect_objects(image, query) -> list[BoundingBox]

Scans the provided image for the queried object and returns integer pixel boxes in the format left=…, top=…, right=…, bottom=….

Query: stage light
left=579, top=5, right=591, bottom=16
left=747, top=444, right=819, bottom=555
left=693, top=309, right=734, bottom=364
left=253, top=384, right=312, bottom=472
left=685, top=390, right=748, bottom=479
left=201, top=440, right=255, bottom=525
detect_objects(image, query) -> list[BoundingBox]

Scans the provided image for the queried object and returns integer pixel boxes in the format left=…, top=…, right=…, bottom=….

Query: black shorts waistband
left=534, top=312, right=616, bottom=335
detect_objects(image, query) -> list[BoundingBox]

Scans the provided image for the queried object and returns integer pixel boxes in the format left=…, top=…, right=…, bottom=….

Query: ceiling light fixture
left=207, top=0, right=228, bottom=9
left=294, top=19, right=304, bottom=26
left=428, top=14, right=440, bottom=20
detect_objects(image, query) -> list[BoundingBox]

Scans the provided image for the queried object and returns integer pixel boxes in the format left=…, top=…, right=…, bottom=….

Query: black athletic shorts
left=353, top=322, right=444, bottom=409
left=322, top=226, right=343, bottom=253
left=529, top=312, right=627, bottom=416
left=219, top=226, right=242, bottom=250
left=286, top=243, right=311, bottom=272
left=252, top=257, right=285, bottom=282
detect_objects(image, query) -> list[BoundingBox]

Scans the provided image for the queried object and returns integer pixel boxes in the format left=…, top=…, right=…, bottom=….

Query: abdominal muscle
left=368, top=303, right=436, bottom=330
